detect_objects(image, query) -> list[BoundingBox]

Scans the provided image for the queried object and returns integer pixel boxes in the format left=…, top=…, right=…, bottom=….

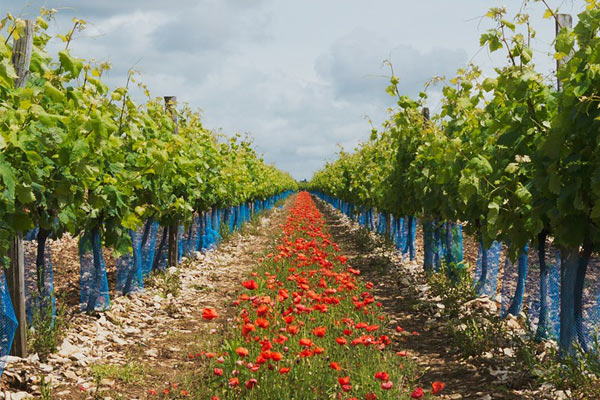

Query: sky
left=1, top=0, right=586, bottom=180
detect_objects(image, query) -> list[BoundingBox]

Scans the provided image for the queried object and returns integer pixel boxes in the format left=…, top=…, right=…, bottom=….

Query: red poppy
left=312, top=326, right=326, bottom=337
left=242, top=323, right=256, bottom=336
left=235, top=347, right=249, bottom=357
left=242, top=280, right=258, bottom=290
left=256, top=305, right=269, bottom=315
left=374, top=371, right=389, bottom=381
left=202, top=308, right=218, bottom=320
left=228, top=377, right=239, bottom=387
left=410, top=387, right=424, bottom=399
left=270, top=352, right=283, bottom=361
left=381, top=381, right=393, bottom=390
left=299, top=338, right=313, bottom=347
left=329, top=362, right=341, bottom=370
left=335, top=337, right=347, bottom=345
left=366, top=393, right=377, bottom=400
left=245, top=379, right=258, bottom=389
left=279, top=366, right=290, bottom=374
left=213, top=368, right=223, bottom=376
left=431, top=381, right=446, bottom=395
left=255, top=318, right=269, bottom=329
left=338, top=376, right=350, bottom=386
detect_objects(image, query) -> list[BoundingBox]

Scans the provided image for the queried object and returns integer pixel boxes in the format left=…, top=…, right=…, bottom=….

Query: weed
left=148, top=268, right=181, bottom=298
left=90, top=361, right=147, bottom=385
left=40, top=375, right=52, bottom=400
left=28, top=293, right=68, bottom=362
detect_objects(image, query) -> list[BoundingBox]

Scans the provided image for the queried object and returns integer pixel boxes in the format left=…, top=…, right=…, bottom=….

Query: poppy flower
left=335, top=337, right=347, bottom=345
left=381, top=381, right=393, bottom=390
left=374, top=371, right=389, bottom=381
left=395, top=326, right=404, bottom=333
left=242, top=280, right=258, bottom=290
left=228, top=377, right=239, bottom=387
left=279, top=366, right=290, bottom=374
left=236, top=347, right=249, bottom=357
left=329, top=361, right=342, bottom=370
left=299, top=338, right=313, bottom=347
left=245, top=379, right=258, bottom=389
left=287, top=325, right=299, bottom=335
left=312, top=326, right=326, bottom=337
left=202, top=308, right=218, bottom=320
left=242, top=323, right=256, bottom=336
left=256, top=305, right=269, bottom=315
left=431, top=381, right=445, bottom=395
left=338, top=376, right=350, bottom=386
left=213, top=368, right=223, bottom=376
left=410, top=387, right=424, bottom=399
left=255, top=318, right=269, bottom=329
left=270, top=352, right=283, bottom=361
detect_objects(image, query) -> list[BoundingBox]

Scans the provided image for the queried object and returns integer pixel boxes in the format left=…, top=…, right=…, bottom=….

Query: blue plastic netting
left=474, top=240, right=503, bottom=298
left=79, top=228, right=110, bottom=312
left=500, top=245, right=529, bottom=317
left=441, top=223, right=463, bottom=270
left=423, top=220, right=443, bottom=272
left=140, top=219, right=159, bottom=277
left=377, top=212, right=386, bottom=235
left=0, top=270, right=17, bottom=377
left=116, top=229, right=144, bottom=296
left=24, top=231, right=55, bottom=322
left=526, top=246, right=561, bottom=339
left=151, top=225, right=169, bottom=272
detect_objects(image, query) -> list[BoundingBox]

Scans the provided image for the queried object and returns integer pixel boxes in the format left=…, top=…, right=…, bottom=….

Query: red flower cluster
left=197, top=193, right=443, bottom=398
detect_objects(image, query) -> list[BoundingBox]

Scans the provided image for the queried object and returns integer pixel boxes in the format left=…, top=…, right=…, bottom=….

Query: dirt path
left=313, top=197, right=537, bottom=400
left=1, top=197, right=293, bottom=400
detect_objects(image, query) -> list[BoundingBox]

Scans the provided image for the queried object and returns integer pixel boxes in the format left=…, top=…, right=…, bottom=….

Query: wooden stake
left=555, top=14, right=573, bottom=91
left=164, top=96, right=179, bottom=268
left=8, top=19, right=34, bottom=358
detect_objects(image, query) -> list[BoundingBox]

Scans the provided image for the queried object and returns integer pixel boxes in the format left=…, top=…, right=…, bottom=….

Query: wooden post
left=165, top=96, right=179, bottom=268
left=7, top=19, right=34, bottom=358
left=555, top=14, right=573, bottom=91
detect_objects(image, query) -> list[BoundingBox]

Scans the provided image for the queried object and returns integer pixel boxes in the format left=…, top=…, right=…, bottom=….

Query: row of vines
left=309, top=1, right=600, bottom=356
left=0, top=8, right=297, bottom=369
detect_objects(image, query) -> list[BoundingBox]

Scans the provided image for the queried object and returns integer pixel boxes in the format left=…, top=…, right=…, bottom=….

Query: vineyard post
left=165, top=96, right=179, bottom=268
left=555, top=13, right=572, bottom=91
left=554, top=13, right=580, bottom=354
left=7, top=19, right=34, bottom=358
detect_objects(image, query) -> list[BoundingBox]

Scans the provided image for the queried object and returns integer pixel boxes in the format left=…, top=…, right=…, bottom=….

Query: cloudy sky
left=2, top=0, right=584, bottom=180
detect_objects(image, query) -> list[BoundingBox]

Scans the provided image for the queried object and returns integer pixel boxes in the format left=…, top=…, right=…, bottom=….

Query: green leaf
left=58, top=49, right=83, bottom=79
left=15, top=185, right=36, bottom=204
left=0, top=57, right=18, bottom=87
left=488, top=201, right=500, bottom=224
